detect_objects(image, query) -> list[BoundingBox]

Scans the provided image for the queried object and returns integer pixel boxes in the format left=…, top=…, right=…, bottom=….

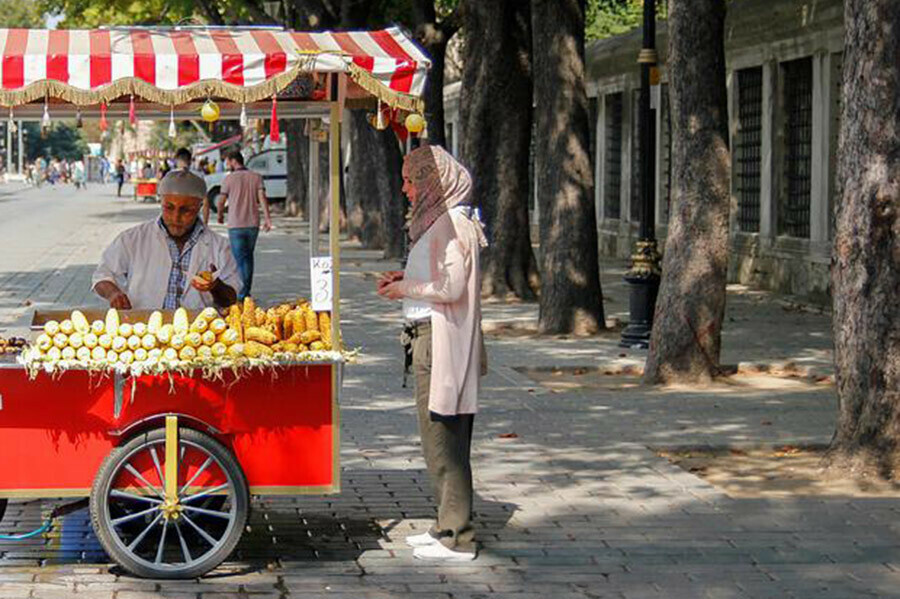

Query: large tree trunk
left=532, top=0, right=604, bottom=334
left=828, top=0, right=900, bottom=475
left=643, top=0, right=730, bottom=383
left=345, top=111, right=405, bottom=254
left=284, top=119, right=308, bottom=218
left=460, top=0, right=539, bottom=299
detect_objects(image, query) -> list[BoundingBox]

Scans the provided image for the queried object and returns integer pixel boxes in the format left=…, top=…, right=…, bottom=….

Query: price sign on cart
left=310, top=257, right=333, bottom=312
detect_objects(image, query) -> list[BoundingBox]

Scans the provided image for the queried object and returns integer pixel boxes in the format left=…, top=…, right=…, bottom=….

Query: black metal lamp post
left=620, top=0, right=662, bottom=349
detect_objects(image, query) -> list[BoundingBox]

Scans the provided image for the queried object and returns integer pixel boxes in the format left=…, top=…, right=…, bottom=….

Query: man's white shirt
left=92, top=220, right=241, bottom=310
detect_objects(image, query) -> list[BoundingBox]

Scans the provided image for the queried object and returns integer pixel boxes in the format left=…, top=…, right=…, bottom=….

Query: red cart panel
left=0, top=363, right=339, bottom=498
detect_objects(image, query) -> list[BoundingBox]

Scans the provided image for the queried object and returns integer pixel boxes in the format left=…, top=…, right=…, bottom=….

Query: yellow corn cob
left=197, top=345, right=213, bottom=360
left=148, top=311, right=163, bottom=334
left=61, top=346, right=76, bottom=360
left=105, top=309, right=120, bottom=335
left=244, top=340, right=274, bottom=358
left=292, top=310, right=306, bottom=335
left=218, top=329, right=240, bottom=346
left=148, top=348, right=163, bottom=361
left=201, top=331, right=217, bottom=346
left=227, top=343, right=245, bottom=358
left=127, top=335, right=141, bottom=350
left=283, top=342, right=299, bottom=353
left=141, top=334, right=157, bottom=350
left=76, top=347, right=92, bottom=362
left=98, top=334, right=113, bottom=349
left=83, top=333, right=98, bottom=349
left=46, top=347, right=62, bottom=361
left=310, top=341, right=326, bottom=352
left=211, top=342, right=227, bottom=357
left=282, top=310, right=295, bottom=339
left=133, top=322, right=147, bottom=337
left=228, top=303, right=241, bottom=320
left=163, top=347, right=178, bottom=362
left=199, top=307, right=219, bottom=322
left=53, top=333, right=69, bottom=349
left=304, top=308, right=318, bottom=333
left=112, top=336, right=128, bottom=352
left=156, top=324, right=173, bottom=345
left=241, top=297, right=256, bottom=328
left=319, top=313, right=332, bottom=345
left=209, top=318, right=227, bottom=334
left=118, top=323, right=133, bottom=338
left=91, top=346, right=106, bottom=361
left=179, top=346, right=196, bottom=361
left=60, top=320, right=75, bottom=335
left=272, top=342, right=285, bottom=353
left=190, top=316, right=209, bottom=333
left=44, top=320, right=60, bottom=336
left=119, top=350, right=134, bottom=364
left=245, top=327, right=277, bottom=345
left=134, top=348, right=149, bottom=362
left=35, top=334, right=52, bottom=351
left=173, top=308, right=190, bottom=334
left=91, top=320, right=105, bottom=335
left=299, top=330, right=322, bottom=345
left=186, top=332, right=203, bottom=348
left=68, top=333, right=84, bottom=349
left=170, top=334, right=186, bottom=350
left=71, top=310, right=90, bottom=334
left=254, top=308, right=267, bottom=327
left=105, top=350, right=118, bottom=363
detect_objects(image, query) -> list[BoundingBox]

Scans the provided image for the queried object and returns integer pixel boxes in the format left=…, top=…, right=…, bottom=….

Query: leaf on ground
left=498, top=432, right=519, bottom=439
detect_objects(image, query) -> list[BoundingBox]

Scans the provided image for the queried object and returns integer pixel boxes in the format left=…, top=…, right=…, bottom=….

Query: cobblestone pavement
left=0, top=183, right=894, bottom=599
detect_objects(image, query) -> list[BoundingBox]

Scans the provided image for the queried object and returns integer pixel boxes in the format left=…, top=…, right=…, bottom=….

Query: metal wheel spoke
left=181, top=513, right=219, bottom=547
left=127, top=512, right=163, bottom=551
left=110, top=490, right=163, bottom=504
left=154, top=519, right=169, bottom=564
left=179, top=456, right=213, bottom=495
left=180, top=483, right=229, bottom=503
left=181, top=504, right=232, bottom=519
left=124, top=463, right=165, bottom=499
left=174, top=521, right=193, bottom=564
left=111, top=505, right=159, bottom=526
left=149, top=446, right=166, bottom=490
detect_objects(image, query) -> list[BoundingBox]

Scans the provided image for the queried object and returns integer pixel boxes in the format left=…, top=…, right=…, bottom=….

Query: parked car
left=205, top=149, right=287, bottom=210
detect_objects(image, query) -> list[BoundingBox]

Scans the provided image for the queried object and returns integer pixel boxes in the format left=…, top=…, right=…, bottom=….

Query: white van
left=205, top=149, right=287, bottom=205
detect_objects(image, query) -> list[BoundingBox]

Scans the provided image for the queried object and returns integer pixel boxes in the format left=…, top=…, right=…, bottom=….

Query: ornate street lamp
left=620, top=0, right=662, bottom=348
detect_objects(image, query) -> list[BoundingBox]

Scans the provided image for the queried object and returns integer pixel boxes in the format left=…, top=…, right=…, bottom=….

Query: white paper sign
left=310, top=257, right=333, bottom=312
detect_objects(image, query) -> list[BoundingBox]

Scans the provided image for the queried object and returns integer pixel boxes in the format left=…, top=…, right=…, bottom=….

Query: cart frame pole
left=309, top=133, right=320, bottom=257
left=328, top=76, right=343, bottom=349
left=165, top=415, right=178, bottom=502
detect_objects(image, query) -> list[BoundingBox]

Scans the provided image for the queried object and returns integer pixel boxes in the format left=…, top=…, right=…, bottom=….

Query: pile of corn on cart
left=0, top=25, right=429, bottom=578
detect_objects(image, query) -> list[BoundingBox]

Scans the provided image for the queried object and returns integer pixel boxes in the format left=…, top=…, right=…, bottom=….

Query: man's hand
left=377, top=281, right=404, bottom=300
left=262, top=219, right=272, bottom=233
left=191, top=266, right=217, bottom=293
left=377, top=271, right=404, bottom=291
left=109, top=290, right=132, bottom=310
left=217, top=213, right=225, bottom=225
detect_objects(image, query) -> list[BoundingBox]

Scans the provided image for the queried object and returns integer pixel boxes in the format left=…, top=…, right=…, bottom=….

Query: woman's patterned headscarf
left=404, top=144, right=486, bottom=246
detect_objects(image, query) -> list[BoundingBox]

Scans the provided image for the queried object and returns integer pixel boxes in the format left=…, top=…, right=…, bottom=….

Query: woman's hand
left=377, top=281, right=405, bottom=300
left=377, top=271, right=404, bottom=291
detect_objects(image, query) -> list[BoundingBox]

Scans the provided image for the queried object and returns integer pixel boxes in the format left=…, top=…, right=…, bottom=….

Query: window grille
left=736, top=67, right=763, bottom=233
left=660, top=84, right=672, bottom=224
left=829, top=52, right=843, bottom=238
left=780, top=57, right=813, bottom=238
left=603, top=93, right=623, bottom=220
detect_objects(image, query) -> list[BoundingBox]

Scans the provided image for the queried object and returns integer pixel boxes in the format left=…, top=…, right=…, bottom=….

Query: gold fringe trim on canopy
left=0, top=55, right=319, bottom=108
left=347, top=62, right=424, bottom=114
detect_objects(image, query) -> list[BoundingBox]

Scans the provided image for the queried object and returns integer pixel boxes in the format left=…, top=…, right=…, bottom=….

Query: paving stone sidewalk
left=0, top=184, right=894, bottom=599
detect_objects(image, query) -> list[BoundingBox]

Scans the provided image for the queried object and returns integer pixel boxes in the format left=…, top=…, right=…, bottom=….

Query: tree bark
left=345, top=110, right=404, bottom=254
left=532, top=0, right=604, bottom=334
left=284, top=119, right=308, bottom=218
left=828, top=0, right=900, bottom=476
left=643, top=0, right=730, bottom=384
left=460, top=0, right=539, bottom=299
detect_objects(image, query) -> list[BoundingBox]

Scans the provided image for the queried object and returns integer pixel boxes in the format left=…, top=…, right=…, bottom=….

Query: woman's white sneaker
left=405, top=531, right=439, bottom=548
left=413, top=542, right=476, bottom=561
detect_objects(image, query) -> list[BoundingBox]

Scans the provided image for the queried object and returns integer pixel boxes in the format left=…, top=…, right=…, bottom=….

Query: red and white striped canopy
left=0, top=26, right=429, bottom=112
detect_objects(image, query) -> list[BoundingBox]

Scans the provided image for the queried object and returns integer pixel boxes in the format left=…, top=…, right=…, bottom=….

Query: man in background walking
left=215, top=149, right=272, bottom=300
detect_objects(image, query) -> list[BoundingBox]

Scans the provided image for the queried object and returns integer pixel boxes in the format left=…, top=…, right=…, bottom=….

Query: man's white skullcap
left=158, top=169, right=206, bottom=200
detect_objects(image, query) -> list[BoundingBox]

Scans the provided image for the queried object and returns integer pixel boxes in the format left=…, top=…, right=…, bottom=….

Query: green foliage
left=586, top=0, right=667, bottom=41
left=0, top=0, right=44, bottom=27
left=23, top=122, right=88, bottom=161
left=146, top=122, right=206, bottom=154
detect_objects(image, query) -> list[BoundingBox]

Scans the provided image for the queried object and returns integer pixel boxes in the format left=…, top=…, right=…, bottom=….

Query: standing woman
left=377, top=144, right=488, bottom=561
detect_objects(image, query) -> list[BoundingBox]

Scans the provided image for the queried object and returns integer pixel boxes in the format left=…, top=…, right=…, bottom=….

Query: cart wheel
left=90, top=427, right=249, bottom=579
left=0, top=499, right=7, bottom=524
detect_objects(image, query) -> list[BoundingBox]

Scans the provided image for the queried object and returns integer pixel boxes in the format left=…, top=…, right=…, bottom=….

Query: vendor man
left=92, top=170, right=241, bottom=310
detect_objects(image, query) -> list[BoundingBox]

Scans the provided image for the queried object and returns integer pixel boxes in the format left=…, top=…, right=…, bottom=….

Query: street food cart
left=0, top=25, right=429, bottom=578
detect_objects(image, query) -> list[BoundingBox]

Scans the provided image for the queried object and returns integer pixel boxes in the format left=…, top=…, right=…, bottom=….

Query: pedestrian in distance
left=376, top=144, right=488, bottom=562
left=212, top=149, right=272, bottom=301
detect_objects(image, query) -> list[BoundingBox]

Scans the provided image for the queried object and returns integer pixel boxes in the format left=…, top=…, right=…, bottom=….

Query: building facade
left=445, top=0, right=844, bottom=302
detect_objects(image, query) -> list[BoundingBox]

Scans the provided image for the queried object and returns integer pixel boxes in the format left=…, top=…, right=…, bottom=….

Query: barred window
left=603, top=92, right=623, bottom=220
left=780, top=57, right=813, bottom=238
left=588, top=96, right=598, bottom=190
left=660, top=84, right=672, bottom=224
left=736, top=67, right=763, bottom=233
left=631, top=90, right=642, bottom=221
left=829, top=52, right=843, bottom=238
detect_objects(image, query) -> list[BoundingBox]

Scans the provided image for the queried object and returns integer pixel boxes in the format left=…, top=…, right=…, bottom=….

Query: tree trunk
left=284, top=119, right=307, bottom=218
left=531, top=0, right=604, bottom=334
left=345, top=110, right=404, bottom=254
left=420, top=37, right=449, bottom=148
left=460, top=0, right=538, bottom=299
left=641, top=0, right=730, bottom=384
left=828, top=0, right=900, bottom=476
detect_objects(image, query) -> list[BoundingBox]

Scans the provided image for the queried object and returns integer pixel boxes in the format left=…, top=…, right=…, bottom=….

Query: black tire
left=207, top=187, right=219, bottom=214
left=90, top=427, right=249, bottom=579
left=0, top=498, right=7, bottom=524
